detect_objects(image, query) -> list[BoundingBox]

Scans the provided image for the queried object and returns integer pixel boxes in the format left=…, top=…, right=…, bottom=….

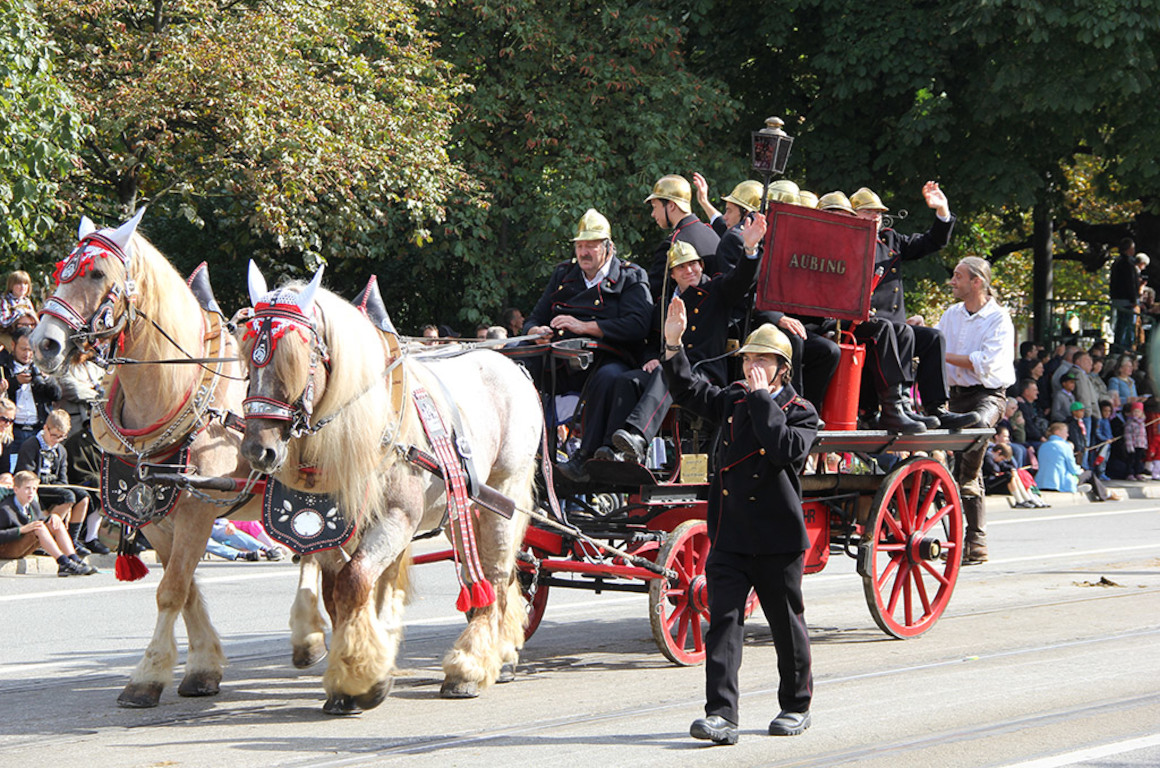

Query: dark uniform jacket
left=1109, top=253, right=1140, bottom=305
left=648, top=214, right=723, bottom=301
left=663, top=349, right=819, bottom=554
left=646, top=227, right=760, bottom=385
left=15, top=434, right=68, bottom=485
left=525, top=255, right=653, bottom=366
left=871, top=215, right=956, bottom=324
left=0, top=494, right=42, bottom=544
left=0, top=350, right=61, bottom=428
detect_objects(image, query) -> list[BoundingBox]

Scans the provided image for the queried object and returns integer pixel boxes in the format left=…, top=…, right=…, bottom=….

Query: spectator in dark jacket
left=0, top=327, right=61, bottom=472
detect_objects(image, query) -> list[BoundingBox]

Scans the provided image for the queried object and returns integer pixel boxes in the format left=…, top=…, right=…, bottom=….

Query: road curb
left=0, top=550, right=161, bottom=577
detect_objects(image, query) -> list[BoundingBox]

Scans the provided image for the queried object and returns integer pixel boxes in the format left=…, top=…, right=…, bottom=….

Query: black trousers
left=607, top=368, right=671, bottom=446
left=704, top=549, right=812, bottom=724
left=784, top=330, right=841, bottom=411
left=897, top=323, right=950, bottom=409
left=852, top=318, right=906, bottom=392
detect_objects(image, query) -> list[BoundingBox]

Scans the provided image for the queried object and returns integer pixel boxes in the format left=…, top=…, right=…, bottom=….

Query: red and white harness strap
left=412, top=386, right=495, bottom=612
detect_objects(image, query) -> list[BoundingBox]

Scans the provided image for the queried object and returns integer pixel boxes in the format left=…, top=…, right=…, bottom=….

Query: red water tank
left=820, top=333, right=865, bottom=431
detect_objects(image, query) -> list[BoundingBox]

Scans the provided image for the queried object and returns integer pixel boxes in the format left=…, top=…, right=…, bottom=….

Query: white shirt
left=582, top=259, right=612, bottom=290
left=936, top=297, right=1017, bottom=390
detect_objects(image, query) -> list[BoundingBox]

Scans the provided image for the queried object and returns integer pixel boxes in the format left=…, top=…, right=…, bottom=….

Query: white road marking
left=998, top=732, right=1160, bottom=768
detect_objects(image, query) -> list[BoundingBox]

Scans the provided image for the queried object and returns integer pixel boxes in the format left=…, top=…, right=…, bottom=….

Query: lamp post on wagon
left=751, top=116, right=795, bottom=214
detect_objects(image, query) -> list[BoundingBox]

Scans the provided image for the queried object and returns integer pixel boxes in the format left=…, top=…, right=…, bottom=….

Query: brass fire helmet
left=797, top=190, right=819, bottom=208
left=818, top=191, right=855, bottom=215
left=722, top=180, right=764, bottom=213
left=573, top=208, right=612, bottom=241
left=767, top=179, right=801, bottom=205
left=850, top=187, right=888, bottom=212
left=667, top=240, right=702, bottom=271
left=737, top=323, right=793, bottom=366
left=645, top=175, right=693, bottom=213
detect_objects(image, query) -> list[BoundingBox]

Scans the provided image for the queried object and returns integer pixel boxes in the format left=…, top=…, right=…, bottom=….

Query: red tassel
left=471, top=579, right=496, bottom=608
left=115, top=554, right=149, bottom=582
left=455, top=584, right=473, bottom=613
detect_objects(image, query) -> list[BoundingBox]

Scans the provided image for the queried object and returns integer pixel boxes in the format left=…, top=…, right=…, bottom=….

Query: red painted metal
left=755, top=202, right=877, bottom=322
left=820, top=333, right=865, bottom=431
left=802, top=500, right=831, bottom=575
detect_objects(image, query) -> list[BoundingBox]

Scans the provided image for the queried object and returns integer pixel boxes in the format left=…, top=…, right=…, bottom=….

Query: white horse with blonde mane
left=240, top=263, right=540, bottom=714
left=29, top=211, right=320, bottom=708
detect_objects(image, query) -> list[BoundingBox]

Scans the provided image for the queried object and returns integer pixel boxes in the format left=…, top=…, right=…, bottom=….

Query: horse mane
left=245, top=285, right=398, bottom=522
left=114, top=234, right=206, bottom=409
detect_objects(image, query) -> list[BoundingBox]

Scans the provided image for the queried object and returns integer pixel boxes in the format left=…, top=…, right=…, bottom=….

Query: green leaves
left=0, top=1, right=87, bottom=262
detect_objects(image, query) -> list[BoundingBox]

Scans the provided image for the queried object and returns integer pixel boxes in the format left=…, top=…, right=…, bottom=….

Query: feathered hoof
left=177, top=671, right=222, bottom=697
left=117, top=681, right=164, bottom=708
left=352, top=677, right=394, bottom=711
left=322, top=694, right=363, bottom=716
left=292, top=642, right=328, bottom=669
left=497, top=663, right=516, bottom=684
left=440, top=679, right=480, bottom=699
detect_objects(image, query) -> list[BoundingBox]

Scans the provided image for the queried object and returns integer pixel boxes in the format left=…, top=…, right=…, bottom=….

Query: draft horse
left=30, top=210, right=268, bottom=708
left=240, top=264, right=540, bottom=714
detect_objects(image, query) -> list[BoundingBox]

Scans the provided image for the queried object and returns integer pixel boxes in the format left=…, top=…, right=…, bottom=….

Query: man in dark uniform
left=601, top=212, right=765, bottom=462
left=522, top=208, right=653, bottom=482
left=662, top=301, right=817, bottom=746
left=851, top=184, right=978, bottom=430
left=1109, top=238, right=1140, bottom=351
left=645, top=175, right=722, bottom=301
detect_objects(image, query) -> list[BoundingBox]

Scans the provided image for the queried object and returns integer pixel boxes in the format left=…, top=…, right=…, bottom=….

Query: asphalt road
left=1, top=491, right=1158, bottom=768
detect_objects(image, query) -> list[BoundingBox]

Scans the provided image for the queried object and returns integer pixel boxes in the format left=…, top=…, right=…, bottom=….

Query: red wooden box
left=755, top=202, right=878, bottom=323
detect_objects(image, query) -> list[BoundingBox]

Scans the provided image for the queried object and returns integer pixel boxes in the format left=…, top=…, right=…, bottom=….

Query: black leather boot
left=931, top=405, right=981, bottom=430
left=878, top=386, right=926, bottom=434
left=901, top=390, right=939, bottom=429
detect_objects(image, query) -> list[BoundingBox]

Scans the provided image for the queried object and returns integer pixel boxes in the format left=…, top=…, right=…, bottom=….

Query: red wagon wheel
left=859, top=456, right=963, bottom=639
left=649, top=519, right=711, bottom=665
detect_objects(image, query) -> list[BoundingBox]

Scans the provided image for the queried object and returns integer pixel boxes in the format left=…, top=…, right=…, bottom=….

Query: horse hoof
left=177, top=672, right=221, bottom=697
left=440, top=679, right=480, bottom=699
left=293, top=644, right=328, bottom=669
left=352, top=678, right=394, bottom=711
left=497, top=663, right=516, bottom=684
left=323, top=694, right=363, bottom=716
left=117, top=681, right=164, bottom=708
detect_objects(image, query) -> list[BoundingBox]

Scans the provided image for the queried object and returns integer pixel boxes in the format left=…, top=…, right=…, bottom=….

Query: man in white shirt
left=936, top=256, right=1017, bottom=564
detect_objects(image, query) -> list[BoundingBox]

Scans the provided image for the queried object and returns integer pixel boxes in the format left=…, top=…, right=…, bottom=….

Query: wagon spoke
left=875, top=552, right=902, bottom=591
left=921, top=502, right=955, bottom=537
left=884, top=560, right=909, bottom=616
left=881, top=510, right=907, bottom=542
left=915, top=476, right=945, bottom=528
left=918, top=558, right=952, bottom=588
left=891, top=485, right=912, bottom=532
left=912, top=564, right=934, bottom=618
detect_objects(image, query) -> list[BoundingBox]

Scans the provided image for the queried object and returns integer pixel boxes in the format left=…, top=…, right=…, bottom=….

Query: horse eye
left=89, top=269, right=105, bottom=280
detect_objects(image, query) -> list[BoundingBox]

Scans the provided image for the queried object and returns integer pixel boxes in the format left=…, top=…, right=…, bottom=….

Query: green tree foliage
left=394, top=0, right=741, bottom=329
left=687, top=0, right=1160, bottom=333
left=0, top=1, right=87, bottom=263
left=41, top=0, right=465, bottom=302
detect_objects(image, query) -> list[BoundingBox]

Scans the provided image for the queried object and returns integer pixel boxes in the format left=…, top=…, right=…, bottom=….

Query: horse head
left=239, top=260, right=328, bottom=474
left=32, top=208, right=146, bottom=373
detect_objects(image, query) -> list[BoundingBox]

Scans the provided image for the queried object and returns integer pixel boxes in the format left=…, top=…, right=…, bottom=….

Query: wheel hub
left=908, top=535, right=942, bottom=561
left=690, top=574, right=710, bottom=613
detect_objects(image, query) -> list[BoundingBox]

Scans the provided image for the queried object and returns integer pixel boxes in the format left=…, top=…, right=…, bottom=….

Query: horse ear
left=247, top=260, right=269, bottom=306
left=78, top=216, right=97, bottom=240
left=105, top=206, right=147, bottom=257
left=296, top=265, right=325, bottom=314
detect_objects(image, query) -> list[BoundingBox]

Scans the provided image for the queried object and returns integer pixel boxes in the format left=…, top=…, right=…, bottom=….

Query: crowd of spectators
left=992, top=333, right=1158, bottom=505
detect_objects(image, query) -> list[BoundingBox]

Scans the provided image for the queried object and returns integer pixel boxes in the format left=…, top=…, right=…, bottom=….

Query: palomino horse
left=240, top=264, right=541, bottom=714
left=30, top=210, right=272, bottom=708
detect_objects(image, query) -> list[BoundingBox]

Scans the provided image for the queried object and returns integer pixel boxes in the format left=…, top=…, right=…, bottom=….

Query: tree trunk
left=1032, top=201, right=1053, bottom=345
